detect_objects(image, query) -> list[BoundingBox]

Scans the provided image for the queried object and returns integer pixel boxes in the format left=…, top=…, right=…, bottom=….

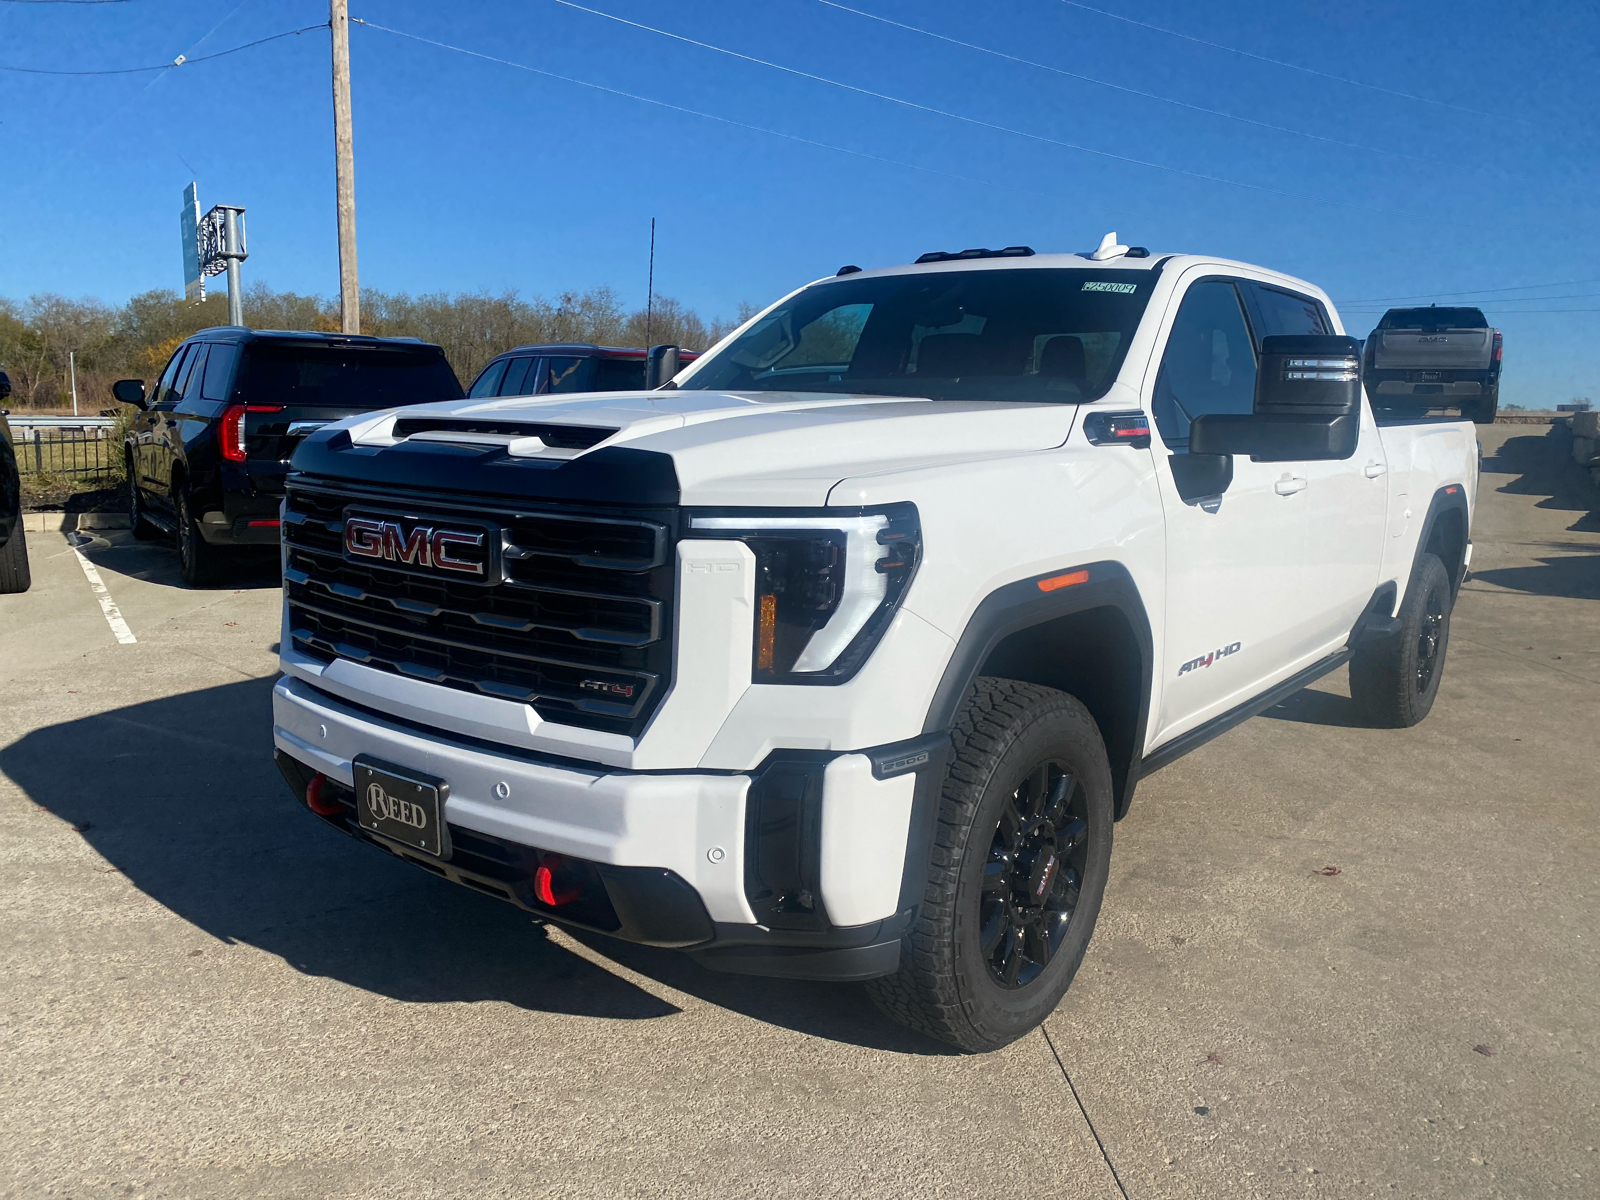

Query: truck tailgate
left=1372, top=330, right=1492, bottom=370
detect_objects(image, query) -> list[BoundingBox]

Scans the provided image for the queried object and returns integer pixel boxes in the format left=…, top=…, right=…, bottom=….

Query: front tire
left=866, top=678, right=1114, bottom=1052
left=1350, top=552, right=1453, bottom=728
left=175, top=487, right=223, bottom=588
left=0, top=524, right=31, bottom=594
left=127, top=460, right=160, bottom=541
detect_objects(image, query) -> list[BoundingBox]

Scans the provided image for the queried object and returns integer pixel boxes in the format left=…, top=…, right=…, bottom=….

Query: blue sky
left=2, top=0, right=1596, bottom=405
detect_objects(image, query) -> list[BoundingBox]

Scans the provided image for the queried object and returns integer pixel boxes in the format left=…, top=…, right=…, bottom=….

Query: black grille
left=283, top=481, right=676, bottom=737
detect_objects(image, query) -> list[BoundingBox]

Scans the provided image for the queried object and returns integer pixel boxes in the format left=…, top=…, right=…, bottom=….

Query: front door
left=1146, top=276, right=1319, bottom=744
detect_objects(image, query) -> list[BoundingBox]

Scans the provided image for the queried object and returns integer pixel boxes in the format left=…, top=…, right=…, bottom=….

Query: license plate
left=1417, top=370, right=1442, bottom=382
left=353, top=756, right=451, bottom=859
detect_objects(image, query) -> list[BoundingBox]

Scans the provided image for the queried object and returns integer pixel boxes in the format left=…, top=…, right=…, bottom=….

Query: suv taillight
left=219, top=404, right=283, bottom=462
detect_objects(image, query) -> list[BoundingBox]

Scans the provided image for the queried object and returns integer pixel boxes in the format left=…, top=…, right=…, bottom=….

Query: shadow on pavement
left=1483, top=427, right=1600, bottom=534
left=1257, top=687, right=1365, bottom=728
left=1470, top=546, right=1600, bottom=601
left=75, top=528, right=281, bottom=591
left=0, top=677, right=948, bottom=1054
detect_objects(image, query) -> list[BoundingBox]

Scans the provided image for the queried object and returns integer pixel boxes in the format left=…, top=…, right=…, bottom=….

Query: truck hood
left=325, top=390, right=1078, bottom=506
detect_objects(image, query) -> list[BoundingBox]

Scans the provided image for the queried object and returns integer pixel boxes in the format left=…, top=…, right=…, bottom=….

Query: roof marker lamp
left=689, top=504, right=920, bottom=683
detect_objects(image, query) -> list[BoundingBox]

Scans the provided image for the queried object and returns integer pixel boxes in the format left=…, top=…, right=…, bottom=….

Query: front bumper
left=272, top=674, right=943, bottom=980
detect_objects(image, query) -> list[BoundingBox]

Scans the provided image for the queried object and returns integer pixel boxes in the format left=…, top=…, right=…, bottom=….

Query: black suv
left=0, top=370, right=29, bottom=594
left=114, top=329, right=462, bottom=586
left=465, top=343, right=700, bottom=398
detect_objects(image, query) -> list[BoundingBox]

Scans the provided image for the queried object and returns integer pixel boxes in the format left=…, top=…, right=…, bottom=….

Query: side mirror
left=112, top=379, right=147, bottom=409
left=1190, top=335, right=1361, bottom=462
left=645, top=344, right=680, bottom=390
left=0, top=370, right=11, bottom=401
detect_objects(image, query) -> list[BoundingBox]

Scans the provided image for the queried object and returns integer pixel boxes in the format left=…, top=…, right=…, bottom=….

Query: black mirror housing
left=0, top=370, right=11, bottom=401
left=1256, top=335, right=1362, bottom=416
left=645, top=345, right=680, bottom=390
left=1190, top=412, right=1359, bottom=461
left=1189, top=335, right=1361, bottom=462
left=112, top=379, right=147, bottom=409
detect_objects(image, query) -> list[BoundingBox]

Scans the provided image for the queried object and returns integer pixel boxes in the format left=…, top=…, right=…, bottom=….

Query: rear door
left=1247, top=282, right=1389, bottom=647
left=1147, top=275, right=1319, bottom=743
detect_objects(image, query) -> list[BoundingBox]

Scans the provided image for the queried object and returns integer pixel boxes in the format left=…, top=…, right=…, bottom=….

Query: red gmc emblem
left=343, top=516, right=488, bottom=578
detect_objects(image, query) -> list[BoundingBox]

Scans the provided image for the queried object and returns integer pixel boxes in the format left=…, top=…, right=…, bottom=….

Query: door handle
left=1364, top=461, right=1387, bottom=478
left=1274, top=474, right=1308, bottom=496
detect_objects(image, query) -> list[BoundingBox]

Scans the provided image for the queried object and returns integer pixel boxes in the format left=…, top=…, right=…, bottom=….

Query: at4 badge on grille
left=342, top=512, right=500, bottom=582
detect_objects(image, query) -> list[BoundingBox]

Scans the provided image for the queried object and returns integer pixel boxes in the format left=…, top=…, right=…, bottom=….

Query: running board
left=1139, top=650, right=1352, bottom=778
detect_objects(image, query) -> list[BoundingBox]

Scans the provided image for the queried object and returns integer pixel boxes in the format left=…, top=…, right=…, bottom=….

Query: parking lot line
left=67, top=533, right=137, bottom=645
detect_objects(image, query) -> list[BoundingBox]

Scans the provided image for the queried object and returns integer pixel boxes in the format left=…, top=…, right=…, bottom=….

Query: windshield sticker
left=1082, top=281, right=1138, bottom=294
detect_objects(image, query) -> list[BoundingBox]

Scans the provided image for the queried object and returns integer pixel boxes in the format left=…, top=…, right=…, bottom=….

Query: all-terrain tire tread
left=865, top=677, right=1103, bottom=1050
left=1350, top=552, right=1451, bottom=728
left=0, top=524, right=31, bottom=593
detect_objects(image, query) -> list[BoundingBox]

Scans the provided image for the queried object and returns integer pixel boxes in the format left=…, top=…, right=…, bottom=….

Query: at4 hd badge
left=1179, top=641, right=1242, bottom=676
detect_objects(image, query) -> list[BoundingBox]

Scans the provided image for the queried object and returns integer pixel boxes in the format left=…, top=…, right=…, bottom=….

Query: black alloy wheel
left=866, top=678, right=1114, bottom=1052
left=1349, top=551, right=1452, bottom=728
left=127, top=462, right=159, bottom=540
left=1415, top=588, right=1446, bottom=695
left=981, top=759, right=1091, bottom=989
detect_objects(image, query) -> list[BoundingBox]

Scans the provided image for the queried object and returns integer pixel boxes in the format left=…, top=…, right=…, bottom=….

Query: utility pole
left=331, top=0, right=359, bottom=334
left=222, top=208, right=245, bottom=326
left=69, top=351, right=78, bottom=417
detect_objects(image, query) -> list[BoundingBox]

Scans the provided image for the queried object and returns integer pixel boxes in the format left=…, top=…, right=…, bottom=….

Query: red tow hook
left=305, top=772, right=345, bottom=816
left=534, top=854, right=582, bottom=906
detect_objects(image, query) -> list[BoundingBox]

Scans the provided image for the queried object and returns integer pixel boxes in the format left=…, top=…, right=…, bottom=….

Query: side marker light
left=1038, top=570, right=1090, bottom=593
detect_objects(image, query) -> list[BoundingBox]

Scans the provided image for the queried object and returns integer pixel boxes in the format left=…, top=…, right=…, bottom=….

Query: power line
left=351, top=19, right=1081, bottom=211
left=1055, top=0, right=1528, bottom=126
left=0, top=22, right=327, bottom=75
left=816, top=0, right=1453, bottom=171
left=0, top=1, right=134, bottom=6
left=1338, top=278, right=1600, bottom=305
left=547, top=0, right=1485, bottom=230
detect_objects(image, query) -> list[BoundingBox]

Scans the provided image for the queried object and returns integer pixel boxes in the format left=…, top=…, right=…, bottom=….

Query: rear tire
left=1350, top=552, right=1453, bottom=728
left=866, top=678, right=1114, bottom=1052
left=127, top=460, right=160, bottom=541
left=1463, top=384, right=1499, bottom=425
left=175, top=487, right=223, bottom=588
left=0, top=524, right=31, bottom=594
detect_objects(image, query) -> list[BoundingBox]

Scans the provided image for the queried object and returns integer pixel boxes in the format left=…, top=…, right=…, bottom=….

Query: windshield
left=237, top=344, right=463, bottom=409
left=680, top=267, right=1157, bottom=403
left=1379, top=307, right=1488, bottom=330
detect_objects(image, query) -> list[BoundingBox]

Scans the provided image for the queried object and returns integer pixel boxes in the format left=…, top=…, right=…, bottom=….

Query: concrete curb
left=21, top=512, right=131, bottom=533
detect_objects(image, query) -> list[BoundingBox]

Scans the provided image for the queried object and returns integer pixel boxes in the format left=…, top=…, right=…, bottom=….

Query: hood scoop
left=390, top=417, right=618, bottom=460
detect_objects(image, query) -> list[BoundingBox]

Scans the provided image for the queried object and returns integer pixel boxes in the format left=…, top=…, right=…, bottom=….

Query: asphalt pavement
left=1, top=423, right=1595, bottom=1199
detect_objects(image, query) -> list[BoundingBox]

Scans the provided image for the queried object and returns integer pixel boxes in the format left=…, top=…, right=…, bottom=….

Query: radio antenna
left=645, top=217, right=656, bottom=344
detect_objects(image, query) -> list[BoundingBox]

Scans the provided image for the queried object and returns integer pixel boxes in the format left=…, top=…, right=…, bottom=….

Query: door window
left=153, top=346, right=191, bottom=408
left=545, top=357, right=592, bottom=393
left=172, top=345, right=208, bottom=407
left=1250, top=284, right=1329, bottom=337
left=468, top=358, right=509, bottom=398
left=1151, top=281, right=1258, bottom=450
left=498, top=357, right=537, bottom=396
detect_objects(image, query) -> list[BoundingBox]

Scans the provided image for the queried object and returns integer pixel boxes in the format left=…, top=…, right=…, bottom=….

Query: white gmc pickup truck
left=271, top=237, right=1477, bottom=1051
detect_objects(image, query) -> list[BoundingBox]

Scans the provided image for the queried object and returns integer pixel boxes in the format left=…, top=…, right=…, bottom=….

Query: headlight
left=688, top=503, right=920, bottom=683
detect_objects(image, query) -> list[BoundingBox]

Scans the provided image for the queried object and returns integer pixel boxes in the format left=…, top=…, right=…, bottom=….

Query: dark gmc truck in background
left=115, top=329, right=463, bottom=586
left=1362, top=306, right=1502, bottom=423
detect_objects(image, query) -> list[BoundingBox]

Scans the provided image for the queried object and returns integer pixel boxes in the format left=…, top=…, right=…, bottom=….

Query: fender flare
left=920, top=560, right=1154, bottom=819
left=1403, top=483, right=1472, bottom=606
